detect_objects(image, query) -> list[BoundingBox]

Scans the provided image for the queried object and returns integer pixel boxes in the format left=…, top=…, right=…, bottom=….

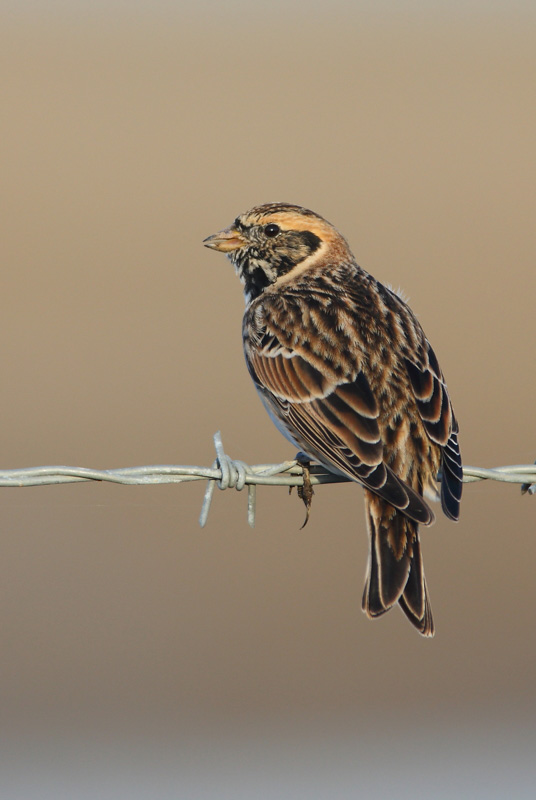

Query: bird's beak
left=203, top=226, right=246, bottom=253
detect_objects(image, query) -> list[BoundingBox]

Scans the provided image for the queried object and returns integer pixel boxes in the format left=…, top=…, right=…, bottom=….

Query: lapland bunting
left=204, top=203, right=462, bottom=636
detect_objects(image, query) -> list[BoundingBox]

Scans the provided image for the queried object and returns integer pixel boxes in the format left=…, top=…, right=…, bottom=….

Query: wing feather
left=247, top=332, right=434, bottom=525
left=405, top=342, right=462, bottom=521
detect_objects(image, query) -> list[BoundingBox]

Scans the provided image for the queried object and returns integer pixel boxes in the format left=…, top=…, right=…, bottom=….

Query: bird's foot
left=291, top=452, right=315, bottom=528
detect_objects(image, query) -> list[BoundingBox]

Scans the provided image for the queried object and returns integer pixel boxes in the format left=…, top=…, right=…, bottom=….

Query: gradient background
left=2, top=2, right=535, bottom=797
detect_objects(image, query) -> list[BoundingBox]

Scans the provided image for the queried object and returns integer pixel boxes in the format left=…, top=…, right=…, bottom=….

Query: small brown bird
left=204, top=203, right=462, bottom=636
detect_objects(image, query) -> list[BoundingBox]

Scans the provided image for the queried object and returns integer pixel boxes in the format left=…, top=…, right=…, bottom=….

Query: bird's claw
left=290, top=452, right=315, bottom=528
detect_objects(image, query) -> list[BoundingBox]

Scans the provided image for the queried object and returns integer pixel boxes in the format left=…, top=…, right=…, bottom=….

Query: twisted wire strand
left=0, top=432, right=534, bottom=527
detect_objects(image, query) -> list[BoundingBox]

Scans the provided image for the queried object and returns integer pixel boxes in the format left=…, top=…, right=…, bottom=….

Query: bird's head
left=203, top=202, right=351, bottom=303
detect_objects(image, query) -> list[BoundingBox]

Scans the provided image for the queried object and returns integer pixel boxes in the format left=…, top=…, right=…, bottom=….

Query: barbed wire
left=0, top=432, right=534, bottom=527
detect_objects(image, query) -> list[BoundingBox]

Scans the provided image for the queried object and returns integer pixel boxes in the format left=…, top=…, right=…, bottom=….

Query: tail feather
left=362, top=490, right=434, bottom=637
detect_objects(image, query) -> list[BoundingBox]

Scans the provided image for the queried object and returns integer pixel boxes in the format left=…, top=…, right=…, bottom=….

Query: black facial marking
left=299, top=230, right=322, bottom=252
left=232, top=225, right=323, bottom=301
left=246, top=266, right=273, bottom=298
left=265, top=229, right=322, bottom=276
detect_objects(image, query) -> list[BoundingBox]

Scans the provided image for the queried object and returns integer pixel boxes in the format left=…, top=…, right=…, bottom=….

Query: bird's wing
left=404, top=340, right=462, bottom=521
left=245, top=315, right=434, bottom=525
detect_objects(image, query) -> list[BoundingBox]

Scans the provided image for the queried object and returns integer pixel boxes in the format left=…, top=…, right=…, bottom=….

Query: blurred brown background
left=2, top=2, right=535, bottom=797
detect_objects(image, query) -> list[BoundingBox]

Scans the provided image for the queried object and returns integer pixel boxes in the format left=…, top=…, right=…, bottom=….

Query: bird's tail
left=361, top=489, right=434, bottom=637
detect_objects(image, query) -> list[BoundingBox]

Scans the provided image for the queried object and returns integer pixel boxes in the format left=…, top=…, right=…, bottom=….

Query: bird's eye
left=264, top=223, right=281, bottom=238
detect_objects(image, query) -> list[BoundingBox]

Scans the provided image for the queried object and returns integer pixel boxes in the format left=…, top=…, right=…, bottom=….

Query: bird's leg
left=292, top=451, right=315, bottom=528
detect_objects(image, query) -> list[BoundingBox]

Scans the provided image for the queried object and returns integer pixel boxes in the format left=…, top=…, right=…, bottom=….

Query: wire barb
left=0, top=435, right=533, bottom=527
left=199, top=431, right=259, bottom=528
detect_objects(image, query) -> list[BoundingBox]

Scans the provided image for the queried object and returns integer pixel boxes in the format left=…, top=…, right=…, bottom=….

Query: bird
left=203, top=203, right=462, bottom=637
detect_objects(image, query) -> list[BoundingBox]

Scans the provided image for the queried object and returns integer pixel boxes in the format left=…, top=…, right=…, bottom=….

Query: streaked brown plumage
left=204, top=203, right=462, bottom=636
